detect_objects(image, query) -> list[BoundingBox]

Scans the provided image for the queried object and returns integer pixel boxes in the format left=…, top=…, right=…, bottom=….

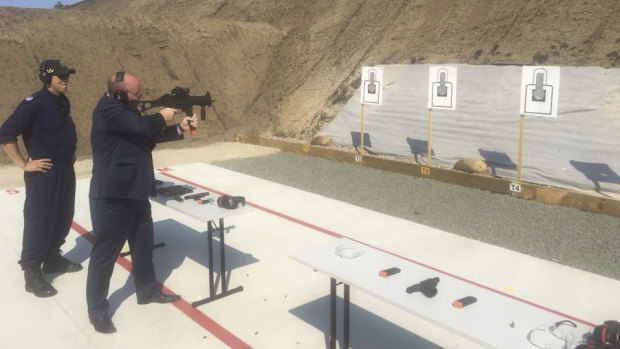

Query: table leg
left=330, top=278, right=336, bottom=349
left=207, top=220, right=214, bottom=296
left=191, top=219, right=244, bottom=308
left=344, top=284, right=350, bottom=349
left=219, top=218, right=227, bottom=292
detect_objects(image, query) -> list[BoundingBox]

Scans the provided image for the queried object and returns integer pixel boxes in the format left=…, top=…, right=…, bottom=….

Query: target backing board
left=428, top=66, right=457, bottom=110
left=519, top=66, right=560, bottom=118
left=361, top=66, right=384, bottom=105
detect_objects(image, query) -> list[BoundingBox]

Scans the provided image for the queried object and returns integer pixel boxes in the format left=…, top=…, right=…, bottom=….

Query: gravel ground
left=214, top=152, right=620, bottom=281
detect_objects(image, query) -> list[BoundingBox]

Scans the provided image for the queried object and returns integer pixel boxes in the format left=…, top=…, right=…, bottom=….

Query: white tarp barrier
left=323, top=64, right=620, bottom=199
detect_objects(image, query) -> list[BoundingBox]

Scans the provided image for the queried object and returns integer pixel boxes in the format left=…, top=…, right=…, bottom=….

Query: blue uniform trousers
left=20, top=161, right=75, bottom=268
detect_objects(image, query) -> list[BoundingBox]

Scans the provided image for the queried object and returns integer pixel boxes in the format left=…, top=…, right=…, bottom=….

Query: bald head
left=108, top=72, right=140, bottom=95
left=108, top=72, right=142, bottom=110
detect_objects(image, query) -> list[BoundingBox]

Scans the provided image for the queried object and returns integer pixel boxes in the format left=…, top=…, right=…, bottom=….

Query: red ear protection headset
left=593, top=321, right=620, bottom=349
left=112, top=71, right=128, bottom=104
left=577, top=321, right=620, bottom=349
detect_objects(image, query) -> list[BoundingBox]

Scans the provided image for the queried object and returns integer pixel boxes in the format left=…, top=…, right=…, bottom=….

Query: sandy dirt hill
left=0, top=0, right=618, bottom=164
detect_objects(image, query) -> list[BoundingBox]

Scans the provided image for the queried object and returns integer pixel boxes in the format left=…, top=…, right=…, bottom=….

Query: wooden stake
left=517, top=114, right=524, bottom=182
left=427, top=108, right=433, bottom=166
left=360, top=103, right=365, bottom=154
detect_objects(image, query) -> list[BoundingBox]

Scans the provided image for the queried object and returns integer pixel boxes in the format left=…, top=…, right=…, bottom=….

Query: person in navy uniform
left=0, top=59, right=82, bottom=298
left=86, top=71, right=197, bottom=334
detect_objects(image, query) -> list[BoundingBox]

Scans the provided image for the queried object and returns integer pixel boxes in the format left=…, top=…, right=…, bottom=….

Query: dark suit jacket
left=89, top=94, right=183, bottom=200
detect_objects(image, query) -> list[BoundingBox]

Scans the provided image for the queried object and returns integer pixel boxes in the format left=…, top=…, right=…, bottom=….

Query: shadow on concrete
left=48, top=234, right=92, bottom=283
left=290, top=294, right=442, bottom=349
left=94, top=218, right=257, bottom=316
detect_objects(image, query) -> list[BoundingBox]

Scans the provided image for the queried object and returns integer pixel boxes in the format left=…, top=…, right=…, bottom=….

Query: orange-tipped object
left=378, top=267, right=400, bottom=278
left=452, top=296, right=477, bottom=308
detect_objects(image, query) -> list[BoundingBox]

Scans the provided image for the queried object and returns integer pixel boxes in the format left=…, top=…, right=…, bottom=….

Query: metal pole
left=207, top=220, right=214, bottom=296
left=219, top=218, right=226, bottom=292
left=343, top=284, right=350, bottom=349
left=330, top=278, right=337, bottom=349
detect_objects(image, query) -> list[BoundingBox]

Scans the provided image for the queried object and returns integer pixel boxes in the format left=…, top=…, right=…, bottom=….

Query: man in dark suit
left=86, top=71, right=197, bottom=334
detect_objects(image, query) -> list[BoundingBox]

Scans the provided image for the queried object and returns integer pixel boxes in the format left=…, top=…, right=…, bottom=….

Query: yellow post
left=517, top=114, right=525, bottom=182
left=360, top=104, right=365, bottom=154
left=427, top=108, right=433, bottom=166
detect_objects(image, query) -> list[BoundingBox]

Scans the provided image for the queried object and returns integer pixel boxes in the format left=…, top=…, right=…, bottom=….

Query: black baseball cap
left=41, top=59, right=76, bottom=77
left=39, top=59, right=76, bottom=84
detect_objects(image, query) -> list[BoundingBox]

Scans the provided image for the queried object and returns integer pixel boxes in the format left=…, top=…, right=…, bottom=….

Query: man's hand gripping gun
left=139, top=87, right=213, bottom=135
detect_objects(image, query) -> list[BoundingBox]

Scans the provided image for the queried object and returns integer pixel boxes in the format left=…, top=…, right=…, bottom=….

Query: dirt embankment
left=0, top=0, right=618, bottom=165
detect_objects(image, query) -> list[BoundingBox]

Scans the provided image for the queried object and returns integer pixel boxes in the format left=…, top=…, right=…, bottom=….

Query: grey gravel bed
left=213, top=152, right=620, bottom=281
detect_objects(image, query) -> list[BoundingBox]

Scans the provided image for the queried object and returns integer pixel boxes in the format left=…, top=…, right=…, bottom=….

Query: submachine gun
left=138, top=87, right=213, bottom=134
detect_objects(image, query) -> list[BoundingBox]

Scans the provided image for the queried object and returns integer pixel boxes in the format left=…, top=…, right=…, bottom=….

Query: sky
left=0, top=0, right=82, bottom=9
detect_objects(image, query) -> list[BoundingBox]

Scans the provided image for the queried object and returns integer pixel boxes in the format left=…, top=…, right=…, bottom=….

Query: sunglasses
left=56, top=73, right=71, bottom=81
left=127, top=89, right=142, bottom=98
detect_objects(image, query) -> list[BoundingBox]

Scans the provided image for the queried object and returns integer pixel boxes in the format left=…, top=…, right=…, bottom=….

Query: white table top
left=291, top=238, right=591, bottom=349
left=151, top=174, right=252, bottom=222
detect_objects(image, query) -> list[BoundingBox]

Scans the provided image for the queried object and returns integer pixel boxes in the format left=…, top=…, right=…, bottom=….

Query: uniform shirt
left=0, top=87, right=77, bottom=164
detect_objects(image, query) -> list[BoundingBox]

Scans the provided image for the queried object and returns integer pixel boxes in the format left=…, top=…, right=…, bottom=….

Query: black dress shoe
left=24, top=267, right=57, bottom=298
left=90, top=316, right=116, bottom=334
left=137, top=290, right=181, bottom=305
left=42, top=252, right=82, bottom=274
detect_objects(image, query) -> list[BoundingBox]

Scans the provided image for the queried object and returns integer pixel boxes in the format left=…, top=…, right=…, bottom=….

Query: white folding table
left=151, top=174, right=252, bottom=307
left=291, top=237, right=592, bottom=349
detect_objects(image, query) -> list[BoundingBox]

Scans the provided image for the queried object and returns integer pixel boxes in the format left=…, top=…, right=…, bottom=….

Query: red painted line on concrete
left=70, top=221, right=252, bottom=348
left=162, top=171, right=343, bottom=239
left=161, top=172, right=597, bottom=328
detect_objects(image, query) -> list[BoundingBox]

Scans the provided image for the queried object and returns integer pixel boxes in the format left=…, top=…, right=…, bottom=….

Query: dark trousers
left=86, top=197, right=157, bottom=319
left=20, top=162, right=75, bottom=268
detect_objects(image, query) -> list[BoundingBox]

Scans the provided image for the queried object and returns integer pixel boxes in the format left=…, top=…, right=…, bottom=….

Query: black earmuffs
left=112, top=71, right=128, bottom=105
left=217, top=195, right=246, bottom=209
